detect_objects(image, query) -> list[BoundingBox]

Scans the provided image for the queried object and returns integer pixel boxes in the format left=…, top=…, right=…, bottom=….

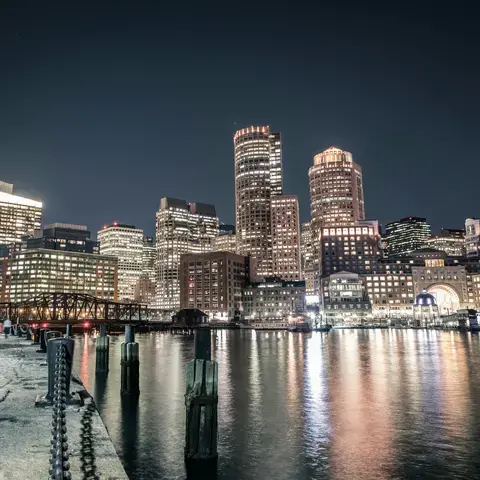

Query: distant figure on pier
left=3, top=318, right=12, bottom=338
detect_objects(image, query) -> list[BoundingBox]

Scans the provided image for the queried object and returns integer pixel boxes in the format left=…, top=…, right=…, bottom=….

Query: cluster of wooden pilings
left=18, top=321, right=219, bottom=470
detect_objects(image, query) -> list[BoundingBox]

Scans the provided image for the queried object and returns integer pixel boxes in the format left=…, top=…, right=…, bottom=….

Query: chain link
left=49, top=344, right=71, bottom=480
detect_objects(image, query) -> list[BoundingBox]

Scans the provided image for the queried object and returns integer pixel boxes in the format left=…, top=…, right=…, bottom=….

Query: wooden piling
left=185, top=328, right=218, bottom=463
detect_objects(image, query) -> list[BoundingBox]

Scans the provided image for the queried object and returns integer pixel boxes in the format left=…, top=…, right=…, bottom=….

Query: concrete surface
left=0, top=336, right=129, bottom=479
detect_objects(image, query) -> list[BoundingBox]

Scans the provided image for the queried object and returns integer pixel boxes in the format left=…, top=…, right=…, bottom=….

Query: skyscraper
left=0, top=181, right=42, bottom=245
left=308, top=147, right=365, bottom=292
left=271, top=195, right=301, bottom=281
left=309, top=147, right=365, bottom=229
left=384, top=217, right=431, bottom=257
left=234, top=126, right=281, bottom=276
left=156, top=197, right=218, bottom=310
left=234, top=126, right=283, bottom=277
left=98, top=223, right=144, bottom=301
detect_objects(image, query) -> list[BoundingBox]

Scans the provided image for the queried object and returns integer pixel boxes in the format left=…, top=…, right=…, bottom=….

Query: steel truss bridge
left=0, top=292, right=149, bottom=325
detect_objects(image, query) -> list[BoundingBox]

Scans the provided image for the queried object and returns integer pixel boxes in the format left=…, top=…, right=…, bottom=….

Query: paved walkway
left=0, top=336, right=128, bottom=479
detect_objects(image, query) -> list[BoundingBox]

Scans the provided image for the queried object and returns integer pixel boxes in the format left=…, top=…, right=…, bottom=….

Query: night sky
left=1, top=1, right=479, bottom=236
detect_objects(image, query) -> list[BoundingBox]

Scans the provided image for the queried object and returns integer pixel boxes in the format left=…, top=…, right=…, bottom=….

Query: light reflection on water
left=74, top=330, right=480, bottom=480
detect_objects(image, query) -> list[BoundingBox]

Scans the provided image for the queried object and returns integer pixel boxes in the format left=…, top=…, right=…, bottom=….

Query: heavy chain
left=49, top=344, right=71, bottom=480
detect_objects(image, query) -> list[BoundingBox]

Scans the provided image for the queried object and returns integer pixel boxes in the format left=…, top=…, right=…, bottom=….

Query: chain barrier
left=80, top=400, right=99, bottom=480
left=49, top=343, right=71, bottom=480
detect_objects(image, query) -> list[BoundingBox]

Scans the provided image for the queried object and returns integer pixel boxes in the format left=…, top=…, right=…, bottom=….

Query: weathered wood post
left=65, top=324, right=72, bottom=337
left=184, top=327, right=218, bottom=466
left=120, top=325, right=139, bottom=396
left=32, top=327, right=41, bottom=345
left=38, top=329, right=48, bottom=352
left=25, top=327, right=32, bottom=341
left=96, top=324, right=110, bottom=373
left=16, top=324, right=23, bottom=337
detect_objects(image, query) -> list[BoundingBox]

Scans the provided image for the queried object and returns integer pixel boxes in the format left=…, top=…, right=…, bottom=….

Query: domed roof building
left=414, top=290, right=437, bottom=306
left=413, top=289, right=439, bottom=326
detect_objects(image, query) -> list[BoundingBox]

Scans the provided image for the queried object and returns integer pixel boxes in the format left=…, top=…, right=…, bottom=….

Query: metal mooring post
left=184, top=327, right=218, bottom=468
left=35, top=337, right=75, bottom=407
left=32, top=327, right=41, bottom=345
left=65, top=324, right=72, bottom=337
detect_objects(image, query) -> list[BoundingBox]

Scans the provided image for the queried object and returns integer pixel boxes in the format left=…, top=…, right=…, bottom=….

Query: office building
left=98, top=223, right=144, bottom=301
left=25, top=223, right=98, bottom=254
left=363, top=272, right=415, bottom=319
left=465, top=218, right=480, bottom=258
left=425, top=228, right=465, bottom=257
left=320, top=220, right=381, bottom=277
left=212, top=224, right=237, bottom=254
left=234, top=126, right=283, bottom=277
left=271, top=195, right=301, bottom=281
left=134, top=236, right=156, bottom=305
left=243, top=279, right=306, bottom=321
left=321, top=272, right=371, bottom=324
left=179, top=251, right=253, bottom=321
left=0, top=181, right=42, bottom=245
left=300, top=222, right=313, bottom=274
left=156, top=198, right=219, bottom=310
left=1, top=249, right=117, bottom=302
left=309, top=146, right=365, bottom=229
left=384, top=217, right=431, bottom=257
left=308, top=147, right=365, bottom=294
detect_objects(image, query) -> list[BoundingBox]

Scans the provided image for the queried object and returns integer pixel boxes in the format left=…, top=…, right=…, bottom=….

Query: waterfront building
left=320, top=220, right=381, bottom=277
left=321, top=272, right=371, bottom=325
left=413, top=290, right=439, bottom=326
left=179, top=251, right=253, bottom=321
left=212, top=224, right=237, bottom=254
left=384, top=217, right=431, bottom=257
left=424, top=228, right=465, bottom=257
left=363, top=272, right=415, bottom=319
left=1, top=249, right=117, bottom=302
left=271, top=195, right=301, bottom=281
left=156, top=198, right=219, bottom=311
left=242, top=279, right=306, bottom=321
left=98, top=223, right=144, bottom=301
left=411, top=260, right=469, bottom=315
left=234, top=126, right=282, bottom=277
left=25, top=223, right=98, bottom=254
left=465, top=218, right=480, bottom=258
left=0, top=181, right=42, bottom=245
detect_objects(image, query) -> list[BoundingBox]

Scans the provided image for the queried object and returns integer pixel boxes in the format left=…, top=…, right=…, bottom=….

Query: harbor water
left=75, top=329, right=480, bottom=479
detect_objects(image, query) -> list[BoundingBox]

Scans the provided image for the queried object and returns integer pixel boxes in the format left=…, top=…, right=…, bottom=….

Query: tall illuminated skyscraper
left=0, top=181, right=42, bottom=245
left=308, top=147, right=365, bottom=293
left=98, top=223, right=144, bottom=301
left=234, top=126, right=283, bottom=277
left=271, top=195, right=301, bottom=281
left=156, top=197, right=218, bottom=310
left=309, top=146, right=365, bottom=229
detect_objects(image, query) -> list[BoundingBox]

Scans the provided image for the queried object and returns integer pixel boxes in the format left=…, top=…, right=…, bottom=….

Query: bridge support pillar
left=120, top=325, right=139, bottom=396
left=185, top=328, right=218, bottom=469
left=96, top=324, right=110, bottom=373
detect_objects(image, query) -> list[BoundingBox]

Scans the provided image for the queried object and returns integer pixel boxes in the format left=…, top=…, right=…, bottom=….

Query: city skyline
left=2, top=2, right=479, bottom=235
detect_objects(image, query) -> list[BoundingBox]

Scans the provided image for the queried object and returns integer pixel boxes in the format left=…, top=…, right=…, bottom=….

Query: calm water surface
left=74, top=329, right=480, bottom=480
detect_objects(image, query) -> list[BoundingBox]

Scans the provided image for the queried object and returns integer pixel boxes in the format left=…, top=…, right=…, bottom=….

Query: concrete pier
left=0, top=337, right=128, bottom=479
